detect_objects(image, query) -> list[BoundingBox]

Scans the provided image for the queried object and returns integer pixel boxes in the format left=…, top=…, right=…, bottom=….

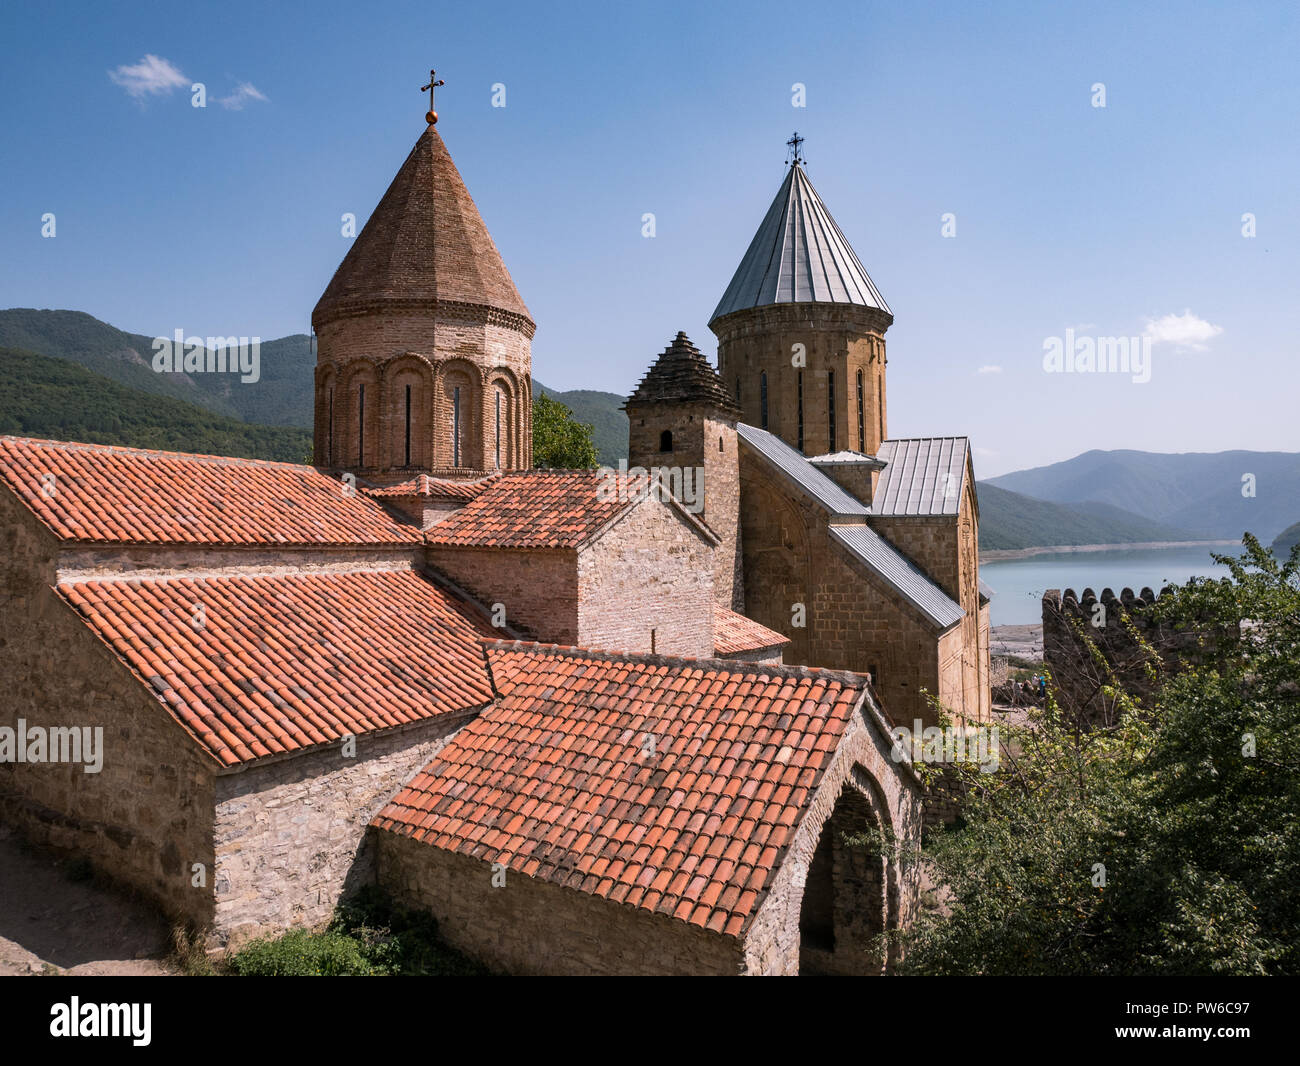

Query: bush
left=228, top=928, right=374, bottom=976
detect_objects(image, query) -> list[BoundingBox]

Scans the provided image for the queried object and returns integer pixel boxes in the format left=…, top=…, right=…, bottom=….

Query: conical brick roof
left=313, top=126, right=532, bottom=330
left=710, top=163, right=890, bottom=324
left=625, top=332, right=741, bottom=415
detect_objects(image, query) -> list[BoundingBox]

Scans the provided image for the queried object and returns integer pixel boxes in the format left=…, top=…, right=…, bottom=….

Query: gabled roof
left=363, top=474, right=500, bottom=502
left=873, top=437, right=971, bottom=518
left=374, top=643, right=872, bottom=937
left=710, top=163, right=891, bottom=324
left=625, top=332, right=740, bottom=415
left=736, top=424, right=868, bottom=518
left=313, top=126, right=532, bottom=331
left=713, top=604, right=789, bottom=656
left=0, top=436, right=421, bottom=547
left=829, top=526, right=964, bottom=630
left=58, top=569, right=497, bottom=767
left=807, top=449, right=886, bottom=469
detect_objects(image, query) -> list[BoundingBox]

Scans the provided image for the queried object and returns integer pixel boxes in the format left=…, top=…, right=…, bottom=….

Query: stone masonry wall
left=424, top=547, right=577, bottom=644
left=0, top=488, right=217, bottom=928
left=211, top=712, right=475, bottom=947
left=377, top=830, right=745, bottom=975
left=577, top=497, right=715, bottom=658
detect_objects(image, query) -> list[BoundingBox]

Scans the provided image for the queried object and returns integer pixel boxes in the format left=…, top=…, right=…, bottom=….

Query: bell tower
left=312, top=78, right=535, bottom=479
left=709, top=135, right=892, bottom=457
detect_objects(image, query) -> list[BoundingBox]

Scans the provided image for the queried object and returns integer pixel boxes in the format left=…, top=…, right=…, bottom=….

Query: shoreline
left=979, top=539, right=1238, bottom=563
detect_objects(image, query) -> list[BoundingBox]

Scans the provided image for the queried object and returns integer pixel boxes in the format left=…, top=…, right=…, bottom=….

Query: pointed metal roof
left=314, top=126, right=532, bottom=331
left=710, top=163, right=891, bottom=325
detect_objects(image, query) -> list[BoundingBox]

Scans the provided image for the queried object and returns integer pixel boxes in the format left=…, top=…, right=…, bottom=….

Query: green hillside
left=1273, top=521, right=1300, bottom=557
left=975, top=482, right=1197, bottom=551
left=987, top=448, right=1300, bottom=543
left=535, top=384, right=628, bottom=468
left=0, top=308, right=314, bottom=428
left=0, top=346, right=312, bottom=462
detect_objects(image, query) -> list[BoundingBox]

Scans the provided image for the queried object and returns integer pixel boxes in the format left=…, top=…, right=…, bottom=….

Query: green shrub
left=228, top=928, right=373, bottom=976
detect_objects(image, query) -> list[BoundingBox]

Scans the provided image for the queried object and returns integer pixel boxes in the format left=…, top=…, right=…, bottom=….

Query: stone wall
left=1042, top=586, right=1225, bottom=727
left=424, top=546, right=576, bottom=643
left=0, top=488, right=217, bottom=928
left=377, top=830, right=746, bottom=975
left=577, top=497, right=715, bottom=658
left=211, top=712, right=475, bottom=947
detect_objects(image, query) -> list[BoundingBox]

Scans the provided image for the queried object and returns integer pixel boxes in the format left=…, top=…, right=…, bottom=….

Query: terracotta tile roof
left=363, top=474, right=499, bottom=502
left=0, top=436, right=421, bottom=547
left=374, top=643, right=868, bottom=937
left=58, top=569, right=497, bottom=767
left=713, top=604, right=789, bottom=656
left=313, top=126, right=533, bottom=333
left=423, top=469, right=632, bottom=549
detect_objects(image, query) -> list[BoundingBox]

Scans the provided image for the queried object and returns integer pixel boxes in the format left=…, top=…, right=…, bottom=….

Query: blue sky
left=2, top=0, right=1297, bottom=476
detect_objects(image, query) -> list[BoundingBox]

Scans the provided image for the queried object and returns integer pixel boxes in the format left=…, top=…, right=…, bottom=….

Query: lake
left=980, top=545, right=1243, bottom=626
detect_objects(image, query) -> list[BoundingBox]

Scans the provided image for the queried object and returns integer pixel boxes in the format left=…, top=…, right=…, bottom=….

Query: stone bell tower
left=625, top=332, right=743, bottom=610
left=312, top=82, right=534, bottom=479
left=710, top=135, right=893, bottom=458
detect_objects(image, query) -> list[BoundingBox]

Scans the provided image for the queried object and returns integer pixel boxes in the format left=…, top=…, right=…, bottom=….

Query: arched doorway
left=798, top=780, right=889, bottom=975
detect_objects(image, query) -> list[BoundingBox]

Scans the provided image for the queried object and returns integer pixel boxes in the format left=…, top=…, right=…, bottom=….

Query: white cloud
left=977, top=365, right=1002, bottom=374
left=218, top=82, right=268, bottom=110
left=1142, top=310, right=1223, bottom=351
left=109, top=54, right=188, bottom=98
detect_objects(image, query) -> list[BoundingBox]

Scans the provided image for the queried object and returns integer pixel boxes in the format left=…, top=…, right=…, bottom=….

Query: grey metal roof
left=710, top=164, right=891, bottom=324
left=736, top=424, right=869, bottom=517
left=873, top=437, right=970, bottom=517
left=808, top=449, right=887, bottom=469
left=831, top=526, right=965, bottom=630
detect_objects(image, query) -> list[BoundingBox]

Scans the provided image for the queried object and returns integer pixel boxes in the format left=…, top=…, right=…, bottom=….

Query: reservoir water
left=980, top=545, right=1243, bottom=626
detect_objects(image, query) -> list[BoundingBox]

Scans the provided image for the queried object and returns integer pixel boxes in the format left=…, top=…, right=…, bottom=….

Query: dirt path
left=0, top=825, right=176, bottom=976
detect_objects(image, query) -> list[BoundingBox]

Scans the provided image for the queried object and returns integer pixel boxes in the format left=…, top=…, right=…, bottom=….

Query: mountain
left=534, top=385, right=628, bottom=468
left=975, top=482, right=1198, bottom=551
left=1274, top=521, right=1300, bottom=558
left=0, top=308, right=314, bottom=428
left=0, top=346, right=312, bottom=462
left=987, top=449, right=1300, bottom=543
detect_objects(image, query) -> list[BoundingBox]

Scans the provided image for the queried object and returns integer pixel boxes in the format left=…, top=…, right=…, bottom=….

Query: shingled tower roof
left=709, top=162, right=891, bottom=325
left=313, top=125, right=532, bottom=331
left=624, top=331, right=741, bottom=415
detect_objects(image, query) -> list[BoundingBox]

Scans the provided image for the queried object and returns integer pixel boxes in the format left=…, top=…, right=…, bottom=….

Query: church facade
left=0, top=106, right=988, bottom=975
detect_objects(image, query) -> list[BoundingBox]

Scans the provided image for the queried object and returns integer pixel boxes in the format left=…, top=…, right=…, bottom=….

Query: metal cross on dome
left=421, top=69, right=445, bottom=123
left=786, top=131, right=805, bottom=166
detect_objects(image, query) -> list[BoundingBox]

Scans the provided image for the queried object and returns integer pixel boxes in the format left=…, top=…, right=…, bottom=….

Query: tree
left=904, top=535, right=1300, bottom=975
left=532, top=392, right=598, bottom=469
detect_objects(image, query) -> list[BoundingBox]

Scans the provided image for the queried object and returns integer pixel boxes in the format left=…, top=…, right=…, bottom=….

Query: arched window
left=495, top=388, right=503, bottom=469
left=760, top=371, right=768, bottom=429
left=451, top=385, right=462, bottom=467
left=718, top=435, right=724, bottom=452
left=857, top=370, right=865, bottom=451
left=735, top=377, right=741, bottom=404
left=357, top=383, right=366, bottom=466
left=797, top=371, right=804, bottom=452
left=659, top=429, right=673, bottom=452
left=404, top=384, right=412, bottom=467
left=827, top=370, right=836, bottom=452
left=327, top=387, right=334, bottom=466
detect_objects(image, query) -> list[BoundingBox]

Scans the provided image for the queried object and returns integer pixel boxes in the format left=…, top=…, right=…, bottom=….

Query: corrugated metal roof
left=710, top=164, right=891, bottom=324
left=809, top=449, right=887, bottom=469
left=831, top=526, right=964, bottom=630
left=873, top=437, right=970, bottom=517
left=737, top=424, right=868, bottom=517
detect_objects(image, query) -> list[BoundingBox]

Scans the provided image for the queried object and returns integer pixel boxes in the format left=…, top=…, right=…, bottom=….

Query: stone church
left=0, top=104, right=988, bottom=976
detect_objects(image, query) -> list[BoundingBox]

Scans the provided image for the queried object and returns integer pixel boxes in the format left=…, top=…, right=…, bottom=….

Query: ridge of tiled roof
left=363, top=473, right=500, bottom=501
left=424, top=467, right=718, bottom=550
left=713, top=604, right=790, bottom=656
left=710, top=163, right=892, bottom=324
left=374, top=642, right=874, bottom=937
left=624, top=332, right=741, bottom=415
left=0, top=435, right=421, bottom=547
left=313, top=125, right=532, bottom=331
left=0, top=434, right=418, bottom=546
left=57, top=569, right=498, bottom=767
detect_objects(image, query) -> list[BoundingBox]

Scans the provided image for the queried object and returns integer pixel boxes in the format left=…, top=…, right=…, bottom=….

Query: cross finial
left=420, top=68, right=445, bottom=125
left=786, top=131, right=805, bottom=166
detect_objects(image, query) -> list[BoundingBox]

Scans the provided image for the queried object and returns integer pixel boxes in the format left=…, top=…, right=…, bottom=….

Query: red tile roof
left=713, top=605, right=789, bottom=656
left=0, top=436, right=421, bottom=547
left=374, top=643, right=868, bottom=937
left=424, top=469, right=633, bottom=549
left=58, top=569, right=497, bottom=767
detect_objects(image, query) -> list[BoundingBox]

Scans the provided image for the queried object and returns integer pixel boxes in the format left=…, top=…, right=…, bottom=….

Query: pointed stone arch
left=313, top=363, right=339, bottom=467
left=382, top=353, right=435, bottom=470
left=435, top=358, right=483, bottom=471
